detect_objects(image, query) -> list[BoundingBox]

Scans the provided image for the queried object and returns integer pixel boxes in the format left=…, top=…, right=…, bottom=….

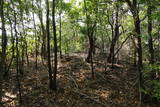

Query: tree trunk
left=83, top=0, right=95, bottom=78
left=12, top=1, right=22, bottom=103
left=132, top=2, right=143, bottom=102
left=0, top=0, right=7, bottom=103
left=147, top=4, right=154, bottom=64
left=32, top=0, right=38, bottom=69
left=20, top=7, right=25, bottom=74
left=38, top=0, right=47, bottom=59
left=46, top=0, right=53, bottom=90
left=133, top=15, right=142, bottom=67
left=59, top=0, right=62, bottom=58
left=108, top=4, right=119, bottom=67
left=84, top=0, right=95, bottom=64
left=4, top=8, right=15, bottom=76
left=52, top=0, right=58, bottom=90
left=124, top=0, right=143, bottom=101
left=86, top=35, right=94, bottom=63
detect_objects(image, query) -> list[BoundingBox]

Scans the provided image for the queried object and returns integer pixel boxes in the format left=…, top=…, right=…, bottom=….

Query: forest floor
left=2, top=53, right=159, bottom=107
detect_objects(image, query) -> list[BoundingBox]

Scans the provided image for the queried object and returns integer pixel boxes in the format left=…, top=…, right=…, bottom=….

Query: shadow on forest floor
left=2, top=53, right=159, bottom=107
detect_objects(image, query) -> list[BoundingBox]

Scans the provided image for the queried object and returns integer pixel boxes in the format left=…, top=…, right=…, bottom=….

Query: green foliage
left=143, top=64, right=160, bottom=100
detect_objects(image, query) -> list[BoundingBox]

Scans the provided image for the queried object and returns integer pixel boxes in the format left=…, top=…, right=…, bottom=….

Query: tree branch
left=114, top=35, right=130, bottom=57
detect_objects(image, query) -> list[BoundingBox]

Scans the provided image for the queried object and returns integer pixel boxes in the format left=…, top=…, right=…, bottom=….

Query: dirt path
left=2, top=54, right=154, bottom=107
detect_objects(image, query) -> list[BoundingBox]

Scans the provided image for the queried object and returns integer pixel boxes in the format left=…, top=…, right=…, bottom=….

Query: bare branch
left=114, top=35, right=130, bottom=57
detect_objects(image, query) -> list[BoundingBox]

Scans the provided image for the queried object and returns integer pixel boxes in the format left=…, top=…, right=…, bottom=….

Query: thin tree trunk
left=86, top=36, right=94, bottom=63
left=20, top=32, right=25, bottom=75
left=37, top=0, right=47, bottom=59
left=0, top=0, right=7, bottom=104
left=133, top=2, right=143, bottom=102
left=108, top=4, right=119, bottom=67
left=52, top=0, right=58, bottom=90
left=147, top=3, right=154, bottom=64
left=84, top=0, right=95, bottom=78
left=25, top=39, right=29, bottom=66
left=46, top=0, right=53, bottom=90
left=32, top=0, right=38, bottom=69
left=4, top=8, right=15, bottom=76
left=84, top=0, right=94, bottom=63
left=59, top=0, right=62, bottom=58
left=12, top=2, right=22, bottom=104
left=20, top=10, right=25, bottom=74
left=124, top=0, right=143, bottom=102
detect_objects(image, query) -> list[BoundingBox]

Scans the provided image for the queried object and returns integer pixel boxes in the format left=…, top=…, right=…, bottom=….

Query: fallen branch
left=73, top=90, right=109, bottom=107
left=69, top=75, right=79, bottom=89
left=131, top=77, right=139, bottom=87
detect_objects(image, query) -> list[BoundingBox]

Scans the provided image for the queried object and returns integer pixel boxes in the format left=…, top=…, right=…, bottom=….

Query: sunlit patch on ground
left=2, top=92, right=17, bottom=107
left=95, top=89, right=111, bottom=99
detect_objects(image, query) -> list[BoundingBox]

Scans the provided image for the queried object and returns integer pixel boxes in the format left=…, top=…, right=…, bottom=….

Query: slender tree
left=32, top=0, right=38, bottom=70
left=108, top=3, right=120, bottom=68
left=37, top=0, right=47, bottom=59
left=46, top=0, right=53, bottom=90
left=84, top=0, right=95, bottom=78
left=5, top=7, right=15, bottom=76
left=12, top=0, right=22, bottom=104
left=19, top=1, right=25, bottom=74
left=84, top=0, right=95, bottom=64
left=59, top=0, right=62, bottom=58
left=123, top=0, right=143, bottom=102
left=52, top=0, right=58, bottom=90
left=0, top=0, right=7, bottom=104
left=147, top=1, right=154, bottom=64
